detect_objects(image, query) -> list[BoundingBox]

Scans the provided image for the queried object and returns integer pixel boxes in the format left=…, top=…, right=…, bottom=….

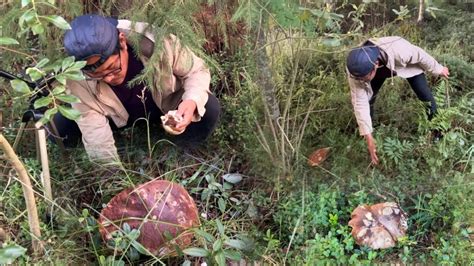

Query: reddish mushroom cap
left=99, top=180, right=199, bottom=256
left=308, top=147, right=331, bottom=167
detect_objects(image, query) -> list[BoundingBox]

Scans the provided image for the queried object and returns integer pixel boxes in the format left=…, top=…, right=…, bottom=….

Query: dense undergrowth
left=0, top=0, right=473, bottom=265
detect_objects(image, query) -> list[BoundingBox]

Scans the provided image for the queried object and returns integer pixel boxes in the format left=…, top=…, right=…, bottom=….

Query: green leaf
left=182, top=247, right=209, bottom=257
left=163, top=230, right=173, bottom=241
left=194, top=229, right=215, bottom=243
left=0, top=37, right=19, bottom=45
left=10, top=79, right=31, bottom=94
left=128, top=229, right=140, bottom=241
left=213, top=239, right=223, bottom=251
left=42, top=15, right=71, bottom=30
left=201, top=189, right=211, bottom=201
left=62, top=56, right=76, bottom=71
left=19, top=10, right=35, bottom=29
left=58, top=105, right=81, bottom=121
left=0, top=244, right=27, bottom=264
left=46, top=58, right=64, bottom=73
left=224, top=239, right=247, bottom=250
left=126, top=247, right=140, bottom=261
left=218, top=198, right=226, bottom=213
left=223, top=249, right=242, bottom=261
left=52, top=85, right=66, bottom=95
left=216, top=219, right=225, bottom=235
left=21, top=0, right=31, bottom=7
left=130, top=240, right=150, bottom=256
left=105, top=255, right=125, bottom=266
left=181, top=260, right=192, bottom=266
left=39, top=107, right=58, bottom=124
left=26, top=67, right=45, bottom=81
left=56, top=94, right=80, bottom=104
left=36, top=58, right=50, bottom=68
left=222, top=173, right=243, bottom=184
left=55, top=74, right=66, bottom=85
left=34, top=96, right=52, bottom=109
left=32, top=23, right=45, bottom=35
left=63, top=72, right=85, bottom=81
left=130, top=240, right=150, bottom=255
left=321, top=38, right=341, bottom=47
left=99, top=255, right=106, bottom=265
left=66, top=61, right=87, bottom=71
left=214, top=251, right=226, bottom=266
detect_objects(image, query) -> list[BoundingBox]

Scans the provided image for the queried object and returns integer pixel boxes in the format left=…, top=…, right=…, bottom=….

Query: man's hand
left=440, top=67, right=450, bottom=78
left=175, top=99, right=197, bottom=131
left=364, top=133, right=379, bottom=165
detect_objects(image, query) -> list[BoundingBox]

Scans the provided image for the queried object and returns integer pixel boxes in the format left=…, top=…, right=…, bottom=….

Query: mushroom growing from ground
left=348, top=202, right=407, bottom=249
left=161, top=110, right=185, bottom=135
left=99, top=180, right=199, bottom=256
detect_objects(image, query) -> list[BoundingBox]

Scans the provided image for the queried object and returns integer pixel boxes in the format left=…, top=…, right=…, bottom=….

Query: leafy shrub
left=274, top=189, right=343, bottom=247
left=273, top=187, right=382, bottom=263
left=273, top=187, right=373, bottom=246
left=435, top=54, right=474, bottom=90
left=381, top=137, right=414, bottom=166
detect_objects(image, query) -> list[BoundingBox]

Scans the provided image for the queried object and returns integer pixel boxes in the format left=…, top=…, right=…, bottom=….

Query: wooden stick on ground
left=0, top=133, right=43, bottom=254
left=35, top=122, right=53, bottom=202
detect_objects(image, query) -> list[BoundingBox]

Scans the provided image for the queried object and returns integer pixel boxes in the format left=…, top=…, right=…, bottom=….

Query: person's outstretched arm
left=348, top=71, right=379, bottom=164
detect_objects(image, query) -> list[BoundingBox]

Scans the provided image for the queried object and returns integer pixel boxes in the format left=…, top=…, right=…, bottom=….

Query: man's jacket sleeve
left=72, top=102, right=120, bottom=162
left=348, top=71, right=373, bottom=136
left=166, top=34, right=211, bottom=118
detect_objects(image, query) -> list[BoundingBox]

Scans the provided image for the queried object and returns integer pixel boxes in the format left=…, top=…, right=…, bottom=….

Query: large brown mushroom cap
left=348, top=202, right=407, bottom=249
left=99, top=180, right=199, bottom=256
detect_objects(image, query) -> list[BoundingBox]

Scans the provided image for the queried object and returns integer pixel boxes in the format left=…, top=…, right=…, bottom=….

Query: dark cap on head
left=346, top=45, right=380, bottom=78
left=63, top=14, right=119, bottom=61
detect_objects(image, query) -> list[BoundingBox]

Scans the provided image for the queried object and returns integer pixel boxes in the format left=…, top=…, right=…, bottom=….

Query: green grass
left=1, top=1, right=473, bottom=265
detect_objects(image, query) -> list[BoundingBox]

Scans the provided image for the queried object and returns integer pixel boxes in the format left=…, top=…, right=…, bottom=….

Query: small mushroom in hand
left=348, top=202, right=407, bottom=249
left=161, top=110, right=185, bottom=135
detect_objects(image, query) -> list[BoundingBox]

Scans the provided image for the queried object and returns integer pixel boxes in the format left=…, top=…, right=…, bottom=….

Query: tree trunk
left=255, top=29, right=280, bottom=121
left=0, top=134, right=43, bottom=254
left=417, top=0, right=425, bottom=23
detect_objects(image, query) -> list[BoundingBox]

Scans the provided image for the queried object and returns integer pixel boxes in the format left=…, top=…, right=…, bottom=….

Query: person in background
left=346, top=36, right=449, bottom=165
left=54, top=14, right=220, bottom=163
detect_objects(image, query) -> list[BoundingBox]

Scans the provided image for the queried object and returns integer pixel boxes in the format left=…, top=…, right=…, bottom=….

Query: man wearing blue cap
left=346, top=36, right=449, bottom=165
left=55, top=14, right=220, bottom=162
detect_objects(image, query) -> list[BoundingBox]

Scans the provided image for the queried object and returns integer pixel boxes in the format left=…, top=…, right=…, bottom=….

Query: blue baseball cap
left=346, top=45, right=380, bottom=77
left=64, top=14, right=119, bottom=62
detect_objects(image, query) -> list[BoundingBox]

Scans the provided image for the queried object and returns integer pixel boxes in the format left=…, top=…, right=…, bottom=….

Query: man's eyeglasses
left=82, top=39, right=121, bottom=73
left=83, top=50, right=122, bottom=81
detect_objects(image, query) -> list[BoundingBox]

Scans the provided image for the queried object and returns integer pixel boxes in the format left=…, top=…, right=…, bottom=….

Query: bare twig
left=0, top=134, right=43, bottom=254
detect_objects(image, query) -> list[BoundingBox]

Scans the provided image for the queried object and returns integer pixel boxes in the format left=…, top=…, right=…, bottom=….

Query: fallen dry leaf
left=308, top=147, right=331, bottom=167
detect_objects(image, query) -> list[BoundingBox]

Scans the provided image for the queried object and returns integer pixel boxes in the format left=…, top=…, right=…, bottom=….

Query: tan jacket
left=66, top=20, right=211, bottom=161
left=348, top=36, right=444, bottom=136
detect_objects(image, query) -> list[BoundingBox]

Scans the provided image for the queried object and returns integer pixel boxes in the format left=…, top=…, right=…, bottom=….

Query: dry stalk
left=0, top=134, right=43, bottom=254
